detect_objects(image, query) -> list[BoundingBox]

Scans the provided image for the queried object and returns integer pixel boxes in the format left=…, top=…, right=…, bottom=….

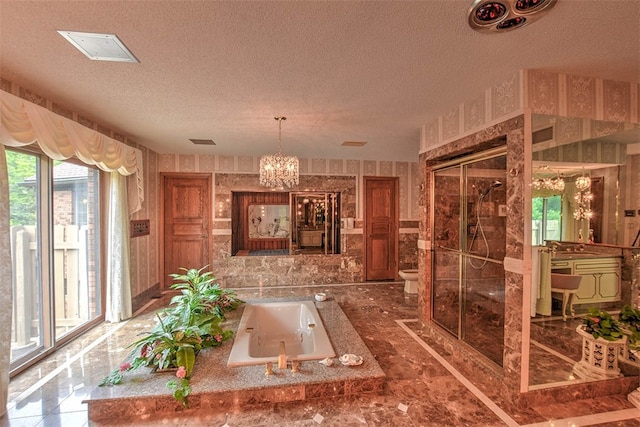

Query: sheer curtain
left=0, top=146, right=12, bottom=415
left=105, top=173, right=132, bottom=322
left=1, top=90, right=145, bottom=412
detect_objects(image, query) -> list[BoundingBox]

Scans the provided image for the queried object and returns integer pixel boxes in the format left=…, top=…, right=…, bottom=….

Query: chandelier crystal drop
left=575, top=175, right=591, bottom=191
left=259, top=116, right=299, bottom=189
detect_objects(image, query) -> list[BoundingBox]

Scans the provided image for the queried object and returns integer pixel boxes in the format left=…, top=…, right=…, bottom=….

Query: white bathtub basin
left=227, top=300, right=336, bottom=367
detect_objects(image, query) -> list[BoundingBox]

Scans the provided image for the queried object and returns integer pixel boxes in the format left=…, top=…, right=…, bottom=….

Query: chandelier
left=573, top=172, right=593, bottom=221
left=575, top=175, right=591, bottom=191
left=531, top=166, right=565, bottom=192
left=259, top=116, right=299, bottom=189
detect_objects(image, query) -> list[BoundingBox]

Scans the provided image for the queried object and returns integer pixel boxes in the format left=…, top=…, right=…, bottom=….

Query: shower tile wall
left=420, top=115, right=525, bottom=404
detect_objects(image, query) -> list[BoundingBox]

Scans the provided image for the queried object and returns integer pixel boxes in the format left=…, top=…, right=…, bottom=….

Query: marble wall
left=418, top=70, right=640, bottom=405
left=420, top=116, right=526, bottom=402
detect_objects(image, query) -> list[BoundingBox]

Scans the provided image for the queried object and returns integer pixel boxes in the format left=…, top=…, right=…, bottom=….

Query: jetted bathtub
left=227, top=300, right=335, bottom=367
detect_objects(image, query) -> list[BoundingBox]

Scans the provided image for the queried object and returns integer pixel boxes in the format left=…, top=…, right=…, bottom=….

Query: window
left=7, top=148, right=102, bottom=372
left=532, top=195, right=561, bottom=245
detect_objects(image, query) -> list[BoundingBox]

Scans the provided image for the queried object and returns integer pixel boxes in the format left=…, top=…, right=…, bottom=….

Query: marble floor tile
left=4, top=282, right=640, bottom=426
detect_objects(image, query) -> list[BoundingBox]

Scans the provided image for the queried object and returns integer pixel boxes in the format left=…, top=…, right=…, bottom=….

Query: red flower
left=176, top=366, right=187, bottom=379
left=119, top=362, right=131, bottom=372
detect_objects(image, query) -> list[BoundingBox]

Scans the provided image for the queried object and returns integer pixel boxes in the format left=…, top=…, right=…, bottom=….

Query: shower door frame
left=430, top=147, right=507, bottom=366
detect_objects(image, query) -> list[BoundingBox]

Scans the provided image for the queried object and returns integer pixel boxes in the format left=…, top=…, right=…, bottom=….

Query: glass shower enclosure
left=431, top=150, right=507, bottom=366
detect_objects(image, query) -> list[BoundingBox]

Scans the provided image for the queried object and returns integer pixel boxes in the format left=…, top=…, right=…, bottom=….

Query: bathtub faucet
left=278, top=341, right=287, bottom=369
left=264, top=342, right=292, bottom=375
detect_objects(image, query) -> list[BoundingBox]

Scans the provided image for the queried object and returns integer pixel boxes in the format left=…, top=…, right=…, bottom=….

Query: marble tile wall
left=420, top=115, right=526, bottom=405
left=210, top=173, right=364, bottom=285
left=419, top=70, right=640, bottom=405
left=159, top=158, right=421, bottom=287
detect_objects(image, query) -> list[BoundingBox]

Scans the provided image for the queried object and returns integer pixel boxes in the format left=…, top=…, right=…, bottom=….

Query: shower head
left=480, top=180, right=503, bottom=197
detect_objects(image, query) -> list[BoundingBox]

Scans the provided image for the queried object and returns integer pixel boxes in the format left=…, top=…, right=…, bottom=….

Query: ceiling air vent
left=57, top=31, right=139, bottom=62
left=341, top=141, right=367, bottom=147
left=189, top=139, right=216, bottom=145
left=532, top=126, right=553, bottom=144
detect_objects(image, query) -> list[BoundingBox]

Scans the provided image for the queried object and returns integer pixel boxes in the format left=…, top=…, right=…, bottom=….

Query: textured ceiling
left=1, top=1, right=639, bottom=162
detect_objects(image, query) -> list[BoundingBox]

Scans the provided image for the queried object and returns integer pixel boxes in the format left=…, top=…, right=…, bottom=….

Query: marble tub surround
left=85, top=297, right=386, bottom=423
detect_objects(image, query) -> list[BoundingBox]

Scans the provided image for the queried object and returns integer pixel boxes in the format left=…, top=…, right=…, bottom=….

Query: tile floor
left=3, top=282, right=640, bottom=426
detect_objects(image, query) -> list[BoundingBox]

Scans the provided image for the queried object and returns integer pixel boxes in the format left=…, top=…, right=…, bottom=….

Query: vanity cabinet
left=551, top=257, right=621, bottom=304
left=299, top=230, right=323, bottom=247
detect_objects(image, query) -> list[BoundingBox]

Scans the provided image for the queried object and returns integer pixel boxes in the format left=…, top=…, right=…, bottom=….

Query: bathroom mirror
left=289, top=192, right=341, bottom=255
left=528, top=115, right=640, bottom=390
left=531, top=114, right=640, bottom=246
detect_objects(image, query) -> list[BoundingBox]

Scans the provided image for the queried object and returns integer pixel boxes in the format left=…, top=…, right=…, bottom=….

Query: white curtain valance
left=0, top=90, right=144, bottom=213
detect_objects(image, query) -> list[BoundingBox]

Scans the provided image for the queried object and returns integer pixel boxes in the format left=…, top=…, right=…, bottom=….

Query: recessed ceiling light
left=189, top=139, right=216, bottom=146
left=341, top=141, right=367, bottom=147
left=57, top=31, right=139, bottom=62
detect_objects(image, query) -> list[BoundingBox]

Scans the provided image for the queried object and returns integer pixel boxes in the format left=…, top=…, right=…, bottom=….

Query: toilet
left=398, top=269, right=419, bottom=294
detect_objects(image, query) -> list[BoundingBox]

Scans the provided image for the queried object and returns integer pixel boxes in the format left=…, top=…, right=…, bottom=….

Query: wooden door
left=364, top=176, right=398, bottom=281
left=161, top=173, right=212, bottom=288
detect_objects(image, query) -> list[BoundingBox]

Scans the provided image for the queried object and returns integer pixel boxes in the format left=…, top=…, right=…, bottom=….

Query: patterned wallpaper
left=421, top=69, right=640, bottom=153
left=158, top=154, right=420, bottom=220
left=2, top=78, right=421, bottom=306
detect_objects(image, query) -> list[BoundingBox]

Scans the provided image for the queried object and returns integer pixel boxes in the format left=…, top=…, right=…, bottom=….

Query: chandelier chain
left=276, top=116, right=286, bottom=154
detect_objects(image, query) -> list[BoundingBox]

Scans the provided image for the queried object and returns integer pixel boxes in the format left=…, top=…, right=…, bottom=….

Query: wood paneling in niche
left=232, top=192, right=289, bottom=254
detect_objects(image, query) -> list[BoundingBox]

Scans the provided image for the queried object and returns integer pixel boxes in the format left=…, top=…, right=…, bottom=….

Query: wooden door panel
left=162, top=174, right=211, bottom=288
left=369, top=238, right=391, bottom=272
left=172, top=223, right=205, bottom=235
left=170, top=186, right=204, bottom=217
left=371, top=223, right=390, bottom=234
left=364, top=176, right=398, bottom=281
left=166, top=240, right=208, bottom=273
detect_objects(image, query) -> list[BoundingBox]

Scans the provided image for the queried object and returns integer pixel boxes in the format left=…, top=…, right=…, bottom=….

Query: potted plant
left=617, top=304, right=640, bottom=367
left=574, top=308, right=627, bottom=380
left=99, top=266, right=243, bottom=407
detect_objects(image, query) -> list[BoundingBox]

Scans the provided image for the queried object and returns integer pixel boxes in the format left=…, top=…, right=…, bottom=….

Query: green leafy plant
left=619, top=304, right=640, bottom=350
left=166, top=266, right=243, bottom=323
left=99, top=266, right=242, bottom=407
left=582, top=308, right=624, bottom=341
